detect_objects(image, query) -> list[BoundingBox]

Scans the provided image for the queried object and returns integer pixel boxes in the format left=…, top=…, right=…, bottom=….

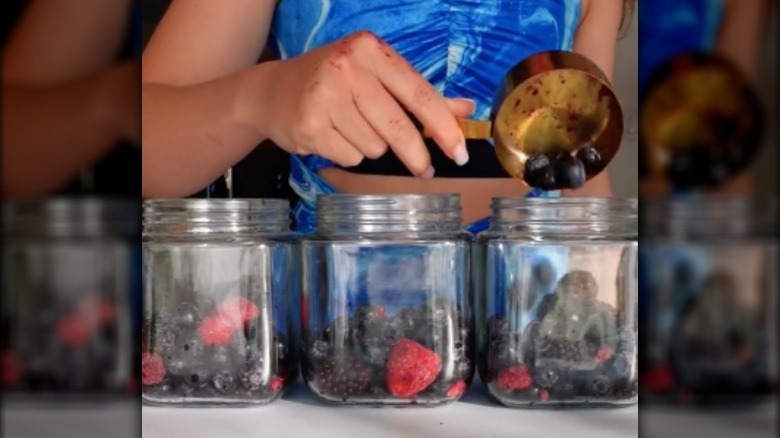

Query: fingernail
left=453, top=143, right=469, bottom=166
left=421, top=166, right=435, bottom=179
left=454, top=98, right=477, bottom=115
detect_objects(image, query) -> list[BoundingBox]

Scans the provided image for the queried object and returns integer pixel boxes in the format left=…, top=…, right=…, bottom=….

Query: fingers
left=329, top=103, right=388, bottom=159
left=446, top=98, right=476, bottom=118
left=352, top=75, right=434, bottom=178
left=318, top=128, right=365, bottom=168
left=365, top=43, right=467, bottom=166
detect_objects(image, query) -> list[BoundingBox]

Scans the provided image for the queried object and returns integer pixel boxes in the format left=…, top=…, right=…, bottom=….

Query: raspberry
left=641, top=366, right=675, bottom=392
left=496, top=365, right=532, bottom=390
left=197, top=296, right=259, bottom=346
left=445, top=380, right=467, bottom=398
left=386, top=338, right=442, bottom=397
left=2, top=350, right=23, bottom=387
left=56, top=297, right=116, bottom=348
left=377, top=306, right=387, bottom=319
left=539, top=388, right=550, bottom=402
left=596, top=346, right=613, bottom=363
left=196, top=315, right=236, bottom=346
left=142, top=352, right=166, bottom=385
left=215, top=296, right=259, bottom=327
left=270, top=376, right=284, bottom=391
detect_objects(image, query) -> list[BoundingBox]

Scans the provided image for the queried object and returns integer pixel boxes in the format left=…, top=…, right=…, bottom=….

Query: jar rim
left=315, top=193, right=462, bottom=234
left=491, top=197, right=638, bottom=209
left=2, top=197, right=139, bottom=238
left=143, top=198, right=289, bottom=213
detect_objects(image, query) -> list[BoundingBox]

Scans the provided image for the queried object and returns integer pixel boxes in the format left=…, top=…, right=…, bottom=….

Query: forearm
left=142, top=63, right=275, bottom=198
left=2, top=0, right=134, bottom=83
left=1, top=78, right=121, bottom=197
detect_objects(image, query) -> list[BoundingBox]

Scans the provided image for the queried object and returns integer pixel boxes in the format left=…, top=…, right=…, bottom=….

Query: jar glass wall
left=301, top=194, right=474, bottom=406
left=1, top=199, right=137, bottom=399
left=141, top=199, right=299, bottom=406
left=476, top=198, right=638, bottom=407
left=639, top=197, right=777, bottom=405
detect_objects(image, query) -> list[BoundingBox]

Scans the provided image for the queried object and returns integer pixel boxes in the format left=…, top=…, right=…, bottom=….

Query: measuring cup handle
left=422, top=118, right=493, bottom=140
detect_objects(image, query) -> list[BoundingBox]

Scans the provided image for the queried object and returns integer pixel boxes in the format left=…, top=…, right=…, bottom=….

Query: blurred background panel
left=638, top=1, right=778, bottom=437
left=2, top=1, right=141, bottom=437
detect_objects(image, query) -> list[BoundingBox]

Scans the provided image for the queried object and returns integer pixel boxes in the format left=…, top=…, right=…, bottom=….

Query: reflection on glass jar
left=141, top=199, right=300, bottom=406
left=640, top=197, right=777, bottom=405
left=1, top=199, right=137, bottom=399
left=476, top=198, right=638, bottom=407
left=301, top=194, right=473, bottom=406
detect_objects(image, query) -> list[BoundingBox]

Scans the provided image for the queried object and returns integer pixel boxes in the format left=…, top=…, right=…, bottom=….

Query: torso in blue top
left=268, top=0, right=583, bottom=233
left=639, top=0, right=725, bottom=95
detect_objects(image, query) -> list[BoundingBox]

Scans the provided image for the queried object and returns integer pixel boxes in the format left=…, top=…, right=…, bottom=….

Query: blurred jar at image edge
left=475, top=198, right=638, bottom=407
left=141, top=199, right=300, bottom=406
left=301, top=194, right=474, bottom=406
left=2, top=199, right=138, bottom=399
left=639, top=197, right=778, bottom=405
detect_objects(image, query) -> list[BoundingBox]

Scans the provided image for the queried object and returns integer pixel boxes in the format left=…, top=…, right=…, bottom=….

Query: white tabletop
left=139, top=379, right=639, bottom=438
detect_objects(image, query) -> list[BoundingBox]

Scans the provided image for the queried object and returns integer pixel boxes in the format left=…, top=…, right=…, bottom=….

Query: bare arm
left=717, top=0, right=770, bottom=81
left=564, top=0, right=625, bottom=196
left=141, top=0, right=277, bottom=197
left=1, top=0, right=137, bottom=197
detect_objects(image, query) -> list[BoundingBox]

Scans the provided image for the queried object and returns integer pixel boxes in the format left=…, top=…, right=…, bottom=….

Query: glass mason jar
left=301, top=194, right=474, bottom=406
left=640, top=197, right=777, bottom=405
left=475, top=198, right=638, bottom=407
left=1, top=199, right=137, bottom=399
left=141, top=199, right=300, bottom=406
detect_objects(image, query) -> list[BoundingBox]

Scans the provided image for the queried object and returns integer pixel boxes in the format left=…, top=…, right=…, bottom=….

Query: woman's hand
left=246, top=31, right=474, bottom=178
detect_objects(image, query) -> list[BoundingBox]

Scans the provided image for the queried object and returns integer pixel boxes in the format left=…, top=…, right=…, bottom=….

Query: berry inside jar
left=141, top=294, right=296, bottom=405
left=485, top=271, right=637, bottom=406
left=303, top=300, right=474, bottom=405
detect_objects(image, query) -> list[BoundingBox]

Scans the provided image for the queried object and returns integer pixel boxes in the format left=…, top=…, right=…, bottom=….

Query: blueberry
left=210, top=345, right=233, bottom=369
left=553, top=153, right=586, bottom=189
left=173, top=302, right=201, bottom=329
left=212, top=371, right=235, bottom=392
left=534, top=366, right=561, bottom=389
left=188, top=367, right=211, bottom=388
left=608, top=355, right=632, bottom=379
left=575, top=144, right=604, bottom=174
left=164, top=357, right=187, bottom=376
left=523, top=154, right=557, bottom=190
left=587, top=374, right=613, bottom=396
left=180, top=333, right=204, bottom=362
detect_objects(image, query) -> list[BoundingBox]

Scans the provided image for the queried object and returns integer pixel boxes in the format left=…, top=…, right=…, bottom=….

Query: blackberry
left=310, top=339, right=330, bottom=363
left=240, top=356, right=265, bottom=391
left=553, top=153, right=586, bottom=189
left=212, top=371, right=235, bottom=392
left=524, top=154, right=557, bottom=190
left=536, top=293, right=558, bottom=320
left=532, top=259, right=556, bottom=286
left=576, top=144, right=604, bottom=175
left=152, top=318, right=176, bottom=354
left=352, top=307, right=392, bottom=366
left=313, top=355, right=373, bottom=399
left=209, top=345, right=233, bottom=369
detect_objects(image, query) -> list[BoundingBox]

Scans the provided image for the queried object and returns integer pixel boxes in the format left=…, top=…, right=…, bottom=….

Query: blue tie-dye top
left=268, top=0, right=583, bottom=233
left=639, top=0, right=725, bottom=95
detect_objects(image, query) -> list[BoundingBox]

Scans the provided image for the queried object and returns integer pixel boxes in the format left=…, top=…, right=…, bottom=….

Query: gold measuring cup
left=640, top=53, right=762, bottom=187
left=425, top=50, right=624, bottom=188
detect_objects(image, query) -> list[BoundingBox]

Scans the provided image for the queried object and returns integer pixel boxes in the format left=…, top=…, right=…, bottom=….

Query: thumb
left=445, top=98, right=477, bottom=118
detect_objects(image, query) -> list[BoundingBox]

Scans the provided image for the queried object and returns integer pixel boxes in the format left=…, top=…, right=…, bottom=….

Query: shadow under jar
left=2, top=199, right=137, bottom=400
left=141, top=199, right=300, bottom=406
left=475, top=198, right=638, bottom=408
left=301, top=194, right=474, bottom=406
left=639, top=197, right=777, bottom=405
